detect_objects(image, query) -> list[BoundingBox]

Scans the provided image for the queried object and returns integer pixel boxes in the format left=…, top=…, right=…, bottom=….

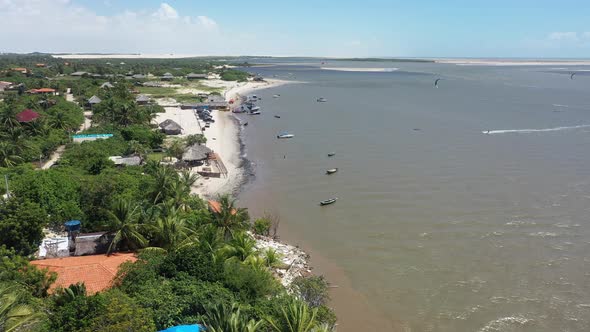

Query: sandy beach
left=151, top=78, right=296, bottom=199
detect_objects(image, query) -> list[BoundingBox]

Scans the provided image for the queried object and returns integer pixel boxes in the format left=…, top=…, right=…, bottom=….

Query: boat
left=274, top=115, right=281, bottom=118
left=277, top=133, right=294, bottom=139
left=319, top=197, right=338, bottom=206
left=327, top=152, right=335, bottom=157
left=250, top=106, right=261, bottom=112
left=273, top=94, right=281, bottom=98
left=248, top=111, right=261, bottom=115
left=326, top=168, right=338, bottom=175
left=317, top=97, right=327, bottom=102
left=243, top=122, right=248, bottom=126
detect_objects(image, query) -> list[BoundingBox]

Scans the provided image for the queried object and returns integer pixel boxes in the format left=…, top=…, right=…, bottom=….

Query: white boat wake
left=483, top=124, right=590, bottom=134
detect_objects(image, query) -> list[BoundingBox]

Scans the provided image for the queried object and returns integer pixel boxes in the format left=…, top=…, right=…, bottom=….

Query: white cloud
left=547, top=32, right=579, bottom=41
left=197, top=16, right=218, bottom=30
left=0, top=1, right=227, bottom=54
left=153, top=3, right=178, bottom=20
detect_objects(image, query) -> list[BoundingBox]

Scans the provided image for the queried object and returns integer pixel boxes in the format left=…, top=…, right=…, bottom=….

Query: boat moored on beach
left=274, top=115, right=281, bottom=118
left=319, top=197, right=338, bottom=206
left=277, top=132, right=294, bottom=139
left=326, top=168, right=338, bottom=174
left=327, top=152, right=336, bottom=157
left=317, top=97, right=327, bottom=102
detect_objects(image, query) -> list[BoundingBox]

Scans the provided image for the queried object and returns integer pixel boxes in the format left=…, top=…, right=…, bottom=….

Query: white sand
left=154, top=106, right=202, bottom=137
left=321, top=67, right=399, bottom=72
left=436, top=59, right=590, bottom=66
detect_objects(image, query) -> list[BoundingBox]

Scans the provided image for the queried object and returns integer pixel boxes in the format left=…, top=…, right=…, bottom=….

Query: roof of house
left=132, top=74, right=146, bottom=79
left=30, top=253, right=136, bottom=294
left=88, top=95, right=102, bottom=104
left=28, top=88, right=56, bottom=94
left=207, top=200, right=237, bottom=215
left=109, top=156, right=142, bottom=166
left=100, top=82, right=114, bottom=88
left=187, top=73, right=207, bottom=78
left=70, top=71, right=88, bottom=76
left=158, top=119, right=181, bottom=129
left=162, top=72, right=173, bottom=76
left=183, top=144, right=212, bottom=161
left=16, top=109, right=40, bottom=122
left=136, top=94, right=150, bottom=102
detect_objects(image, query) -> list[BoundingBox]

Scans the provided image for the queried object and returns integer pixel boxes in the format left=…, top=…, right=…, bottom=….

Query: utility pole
left=4, top=174, right=9, bottom=199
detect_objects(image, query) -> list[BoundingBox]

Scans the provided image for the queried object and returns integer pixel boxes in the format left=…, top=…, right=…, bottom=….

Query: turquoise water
left=236, top=60, right=590, bottom=331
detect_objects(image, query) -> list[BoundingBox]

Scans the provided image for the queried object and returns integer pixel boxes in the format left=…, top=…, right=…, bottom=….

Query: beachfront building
left=136, top=94, right=150, bottom=105
left=87, top=95, right=102, bottom=109
left=11, top=67, right=29, bottom=74
left=186, top=73, right=207, bottom=80
left=182, top=144, right=212, bottom=166
left=30, top=253, right=136, bottom=294
left=159, top=119, right=183, bottom=135
left=161, top=72, right=174, bottom=81
left=16, top=109, right=40, bottom=123
left=0, top=81, right=13, bottom=91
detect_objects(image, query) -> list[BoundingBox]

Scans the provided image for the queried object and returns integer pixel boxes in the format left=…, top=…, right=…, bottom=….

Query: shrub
left=252, top=217, right=271, bottom=236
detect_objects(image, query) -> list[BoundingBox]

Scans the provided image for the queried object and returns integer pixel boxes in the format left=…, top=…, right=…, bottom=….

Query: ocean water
left=235, top=60, right=590, bottom=331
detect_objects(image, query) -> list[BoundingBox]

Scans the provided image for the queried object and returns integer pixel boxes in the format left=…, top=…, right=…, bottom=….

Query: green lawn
left=137, top=86, right=177, bottom=96
left=146, top=152, right=165, bottom=161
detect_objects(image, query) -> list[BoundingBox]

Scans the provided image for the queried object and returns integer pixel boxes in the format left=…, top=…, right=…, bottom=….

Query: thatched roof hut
left=136, top=94, right=150, bottom=104
left=182, top=144, right=212, bottom=162
left=159, top=119, right=183, bottom=135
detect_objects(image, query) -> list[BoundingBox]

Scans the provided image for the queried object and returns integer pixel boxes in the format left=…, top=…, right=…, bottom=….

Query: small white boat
left=273, top=94, right=281, bottom=98
left=327, top=152, right=335, bottom=157
left=320, top=197, right=338, bottom=206
left=326, top=168, right=338, bottom=175
left=248, top=111, right=261, bottom=115
left=277, top=133, right=294, bottom=139
left=317, top=97, right=327, bottom=102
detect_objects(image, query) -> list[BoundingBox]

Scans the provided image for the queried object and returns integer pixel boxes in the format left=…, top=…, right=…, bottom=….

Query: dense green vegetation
left=0, top=54, right=336, bottom=331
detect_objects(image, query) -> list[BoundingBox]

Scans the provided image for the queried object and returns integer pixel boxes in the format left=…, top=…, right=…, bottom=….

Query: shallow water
left=236, top=60, right=590, bottom=331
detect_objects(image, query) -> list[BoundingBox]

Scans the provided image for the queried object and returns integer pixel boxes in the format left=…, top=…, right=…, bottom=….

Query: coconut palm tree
left=149, top=208, right=197, bottom=252
left=204, top=303, right=263, bottom=332
left=265, top=299, right=319, bottom=332
left=150, top=165, right=178, bottom=204
left=0, top=106, right=21, bottom=131
left=219, top=232, right=257, bottom=262
left=185, top=134, right=207, bottom=146
left=48, top=111, right=68, bottom=131
left=210, top=195, right=250, bottom=240
left=0, top=142, right=23, bottom=168
left=104, top=199, right=148, bottom=254
left=0, top=283, right=44, bottom=332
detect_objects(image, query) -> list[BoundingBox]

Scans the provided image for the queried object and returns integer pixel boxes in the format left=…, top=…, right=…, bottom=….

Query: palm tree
left=265, top=299, right=319, bottom=332
left=219, top=232, right=257, bottom=262
left=0, top=106, right=21, bottom=131
left=48, top=111, right=68, bottom=131
left=52, top=283, right=87, bottom=306
left=210, top=195, right=250, bottom=240
left=166, top=138, right=185, bottom=161
left=185, top=134, right=207, bottom=146
left=204, top=303, right=263, bottom=332
left=0, top=283, right=44, bottom=332
left=0, top=142, right=23, bottom=168
left=149, top=208, right=197, bottom=252
left=263, top=248, right=283, bottom=268
left=150, top=165, right=178, bottom=203
left=104, top=199, right=148, bottom=254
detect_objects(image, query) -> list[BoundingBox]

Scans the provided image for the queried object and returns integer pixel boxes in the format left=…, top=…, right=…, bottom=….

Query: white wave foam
left=552, top=104, right=569, bottom=108
left=320, top=67, right=399, bottom=72
left=478, top=316, right=533, bottom=332
left=483, top=124, right=590, bottom=135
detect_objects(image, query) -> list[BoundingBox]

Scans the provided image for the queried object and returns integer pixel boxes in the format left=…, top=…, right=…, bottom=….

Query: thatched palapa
left=182, top=144, right=212, bottom=165
left=159, top=119, right=183, bottom=135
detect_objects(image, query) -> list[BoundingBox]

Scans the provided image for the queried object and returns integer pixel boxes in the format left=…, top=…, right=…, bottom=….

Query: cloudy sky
left=1, top=0, right=589, bottom=58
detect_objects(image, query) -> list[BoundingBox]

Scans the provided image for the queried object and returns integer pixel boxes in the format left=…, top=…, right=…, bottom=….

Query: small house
left=0, top=81, right=13, bottom=91
left=132, top=74, right=146, bottom=79
left=186, top=73, right=207, bottom=80
left=28, top=88, right=56, bottom=95
left=11, top=67, right=29, bottom=74
left=109, top=155, right=143, bottom=166
left=182, top=144, right=212, bottom=166
left=159, top=119, right=183, bottom=135
left=100, top=82, right=114, bottom=89
left=70, top=71, right=88, bottom=77
left=136, top=94, right=150, bottom=105
left=161, top=72, right=174, bottom=81
left=87, top=95, right=102, bottom=107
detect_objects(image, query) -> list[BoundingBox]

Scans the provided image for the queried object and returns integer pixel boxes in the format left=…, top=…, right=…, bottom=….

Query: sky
left=1, top=0, right=590, bottom=58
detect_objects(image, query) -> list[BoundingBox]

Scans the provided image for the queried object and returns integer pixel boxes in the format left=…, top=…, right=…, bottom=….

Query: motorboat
left=277, top=133, right=294, bottom=139
left=274, top=115, right=281, bottom=118
left=317, top=97, right=327, bottom=102
left=327, top=152, right=335, bottom=157
left=326, top=168, right=338, bottom=175
left=319, top=197, right=338, bottom=206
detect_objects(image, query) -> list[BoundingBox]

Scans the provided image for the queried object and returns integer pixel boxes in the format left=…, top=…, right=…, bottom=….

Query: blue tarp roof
left=159, top=324, right=202, bottom=332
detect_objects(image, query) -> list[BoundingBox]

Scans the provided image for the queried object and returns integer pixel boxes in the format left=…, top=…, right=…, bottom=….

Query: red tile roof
left=16, top=109, right=40, bottom=122
left=30, top=253, right=136, bottom=294
left=208, top=200, right=237, bottom=215
left=28, top=88, right=56, bottom=94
